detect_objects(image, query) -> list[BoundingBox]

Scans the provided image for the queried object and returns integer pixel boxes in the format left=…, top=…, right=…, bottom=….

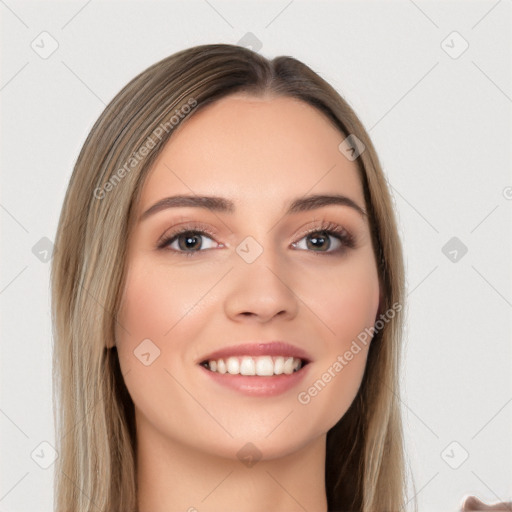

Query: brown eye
left=291, top=221, right=355, bottom=255
left=293, top=230, right=343, bottom=253
left=160, top=230, right=218, bottom=253
left=306, top=231, right=337, bottom=251
left=176, top=232, right=210, bottom=251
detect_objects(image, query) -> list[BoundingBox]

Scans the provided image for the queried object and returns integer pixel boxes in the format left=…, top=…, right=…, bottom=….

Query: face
left=115, top=93, right=380, bottom=461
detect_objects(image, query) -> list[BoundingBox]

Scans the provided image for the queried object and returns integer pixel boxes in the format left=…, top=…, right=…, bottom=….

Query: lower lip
left=197, top=363, right=312, bottom=397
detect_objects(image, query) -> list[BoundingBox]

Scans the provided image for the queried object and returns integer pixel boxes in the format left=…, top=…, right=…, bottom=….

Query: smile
left=200, top=355, right=309, bottom=376
left=198, top=356, right=312, bottom=396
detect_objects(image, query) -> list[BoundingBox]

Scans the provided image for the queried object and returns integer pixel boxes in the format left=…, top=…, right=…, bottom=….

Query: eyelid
left=293, top=219, right=353, bottom=242
left=157, top=221, right=220, bottom=248
left=157, top=219, right=356, bottom=254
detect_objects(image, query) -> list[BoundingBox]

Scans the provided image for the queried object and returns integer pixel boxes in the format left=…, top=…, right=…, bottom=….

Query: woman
left=50, top=43, right=507, bottom=512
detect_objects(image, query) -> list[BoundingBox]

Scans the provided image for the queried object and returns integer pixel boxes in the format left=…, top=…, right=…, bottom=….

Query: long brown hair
left=51, top=43, right=414, bottom=511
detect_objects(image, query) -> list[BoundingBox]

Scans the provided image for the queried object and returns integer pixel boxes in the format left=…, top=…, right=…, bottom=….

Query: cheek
left=297, top=346, right=369, bottom=437
left=116, top=258, right=218, bottom=357
left=292, top=254, right=379, bottom=429
left=304, top=253, right=380, bottom=345
left=114, top=260, right=192, bottom=389
left=297, top=306, right=376, bottom=434
left=114, top=260, right=213, bottom=438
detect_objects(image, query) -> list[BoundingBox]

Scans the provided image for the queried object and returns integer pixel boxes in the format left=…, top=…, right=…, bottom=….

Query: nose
left=223, top=245, right=299, bottom=324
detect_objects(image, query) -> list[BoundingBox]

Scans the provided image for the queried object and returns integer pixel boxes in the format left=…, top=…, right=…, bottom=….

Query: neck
left=135, top=415, right=328, bottom=512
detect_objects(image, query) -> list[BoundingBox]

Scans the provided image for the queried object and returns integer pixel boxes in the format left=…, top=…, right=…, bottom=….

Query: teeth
left=217, top=359, right=226, bottom=374
left=227, top=357, right=240, bottom=374
left=203, top=356, right=304, bottom=376
left=240, top=357, right=256, bottom=375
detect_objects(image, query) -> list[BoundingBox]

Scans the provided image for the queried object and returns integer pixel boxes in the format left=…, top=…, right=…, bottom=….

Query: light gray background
left=1, top=1, right=511, bottom=511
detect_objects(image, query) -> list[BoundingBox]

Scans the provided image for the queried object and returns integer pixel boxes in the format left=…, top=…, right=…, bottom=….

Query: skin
left=461, top=496, right=512, bottom=511
left=115, top=93, right=382, bottom=512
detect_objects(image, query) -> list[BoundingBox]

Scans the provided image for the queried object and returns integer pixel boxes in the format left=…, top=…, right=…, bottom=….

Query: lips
left=197, top=341, right=313, bottom=365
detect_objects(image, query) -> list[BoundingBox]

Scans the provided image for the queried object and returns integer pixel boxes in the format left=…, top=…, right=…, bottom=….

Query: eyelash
left=157, top=220, right=356, bottom=257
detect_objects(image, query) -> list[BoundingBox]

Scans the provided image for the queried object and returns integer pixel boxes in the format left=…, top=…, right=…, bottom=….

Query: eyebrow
left=139, top=193, right=367, bottom=222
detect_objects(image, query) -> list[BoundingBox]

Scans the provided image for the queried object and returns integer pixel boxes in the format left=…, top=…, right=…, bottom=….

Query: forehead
left=136, top=94, right=364, bottom=215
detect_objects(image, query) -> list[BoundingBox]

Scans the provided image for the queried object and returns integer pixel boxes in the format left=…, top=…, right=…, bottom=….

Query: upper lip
left=197, top=341, right=313, bottom=364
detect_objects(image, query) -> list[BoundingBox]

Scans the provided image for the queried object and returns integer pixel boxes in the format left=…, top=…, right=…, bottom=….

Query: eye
left=157, top=223, right=222, bottom=256
left=166, top=231, right=217, bottom=252
left=291, top=221, right=355, bottom=255
left=157, top=220, right=355, bottom=257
